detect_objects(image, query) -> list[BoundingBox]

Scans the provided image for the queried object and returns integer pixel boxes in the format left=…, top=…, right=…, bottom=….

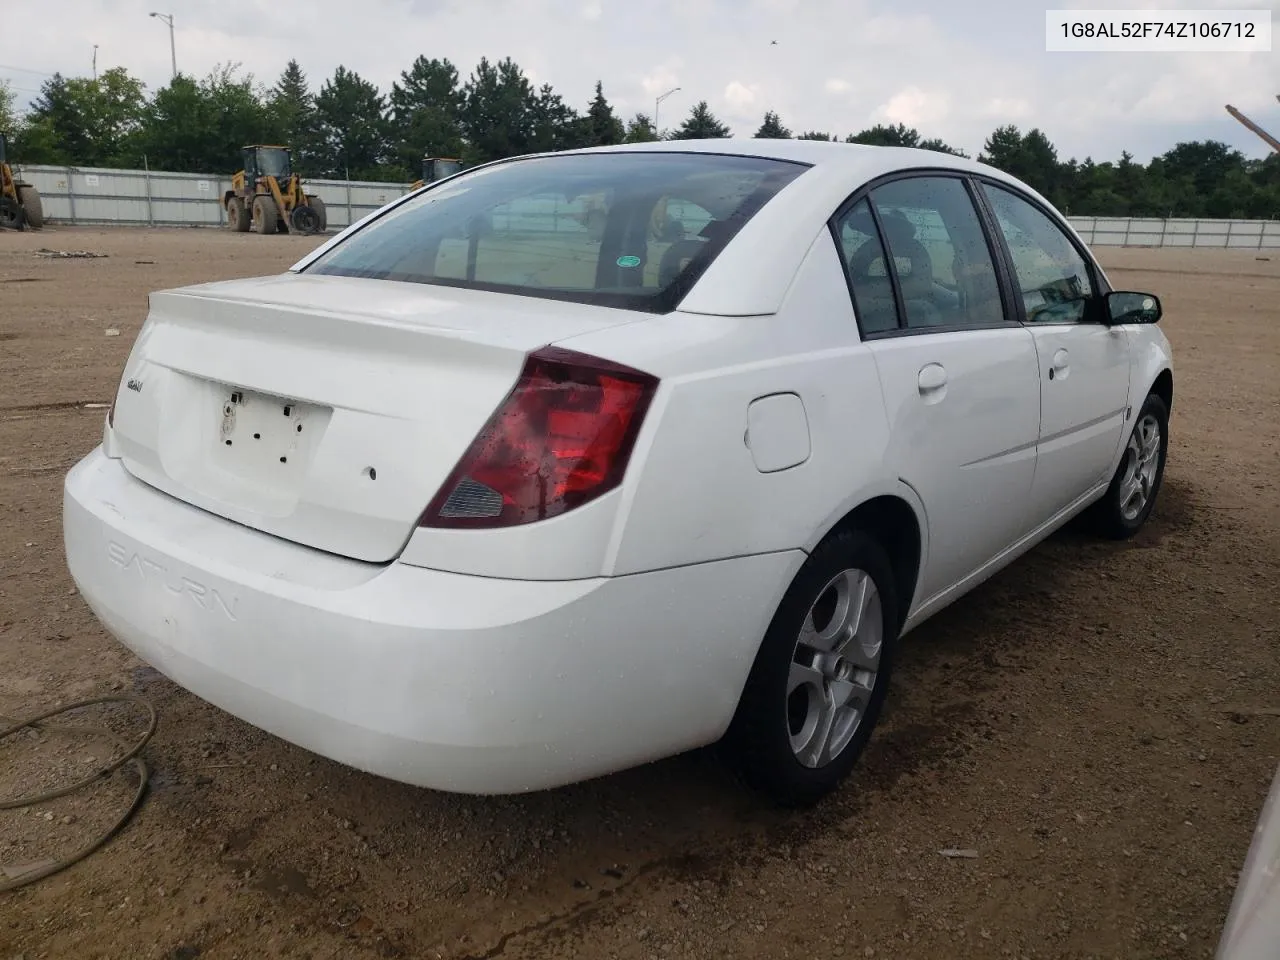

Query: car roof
left=564, top=136, right=991, bottom=177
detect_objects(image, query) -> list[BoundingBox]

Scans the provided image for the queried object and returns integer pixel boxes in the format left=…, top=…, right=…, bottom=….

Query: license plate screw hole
left=280, top=456, right=288, bottom=464
left=225, top=440, right=232, bottom=446
left=253, top=433, right=260, bottom=440
left=364, top=467, right=377, bottom=481
left=296, top=424, right=302, bottom=433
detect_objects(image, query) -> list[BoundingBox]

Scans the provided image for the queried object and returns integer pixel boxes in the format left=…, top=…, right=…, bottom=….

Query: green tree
left=754, top=111, right=791, bottom=138
left=461, top=57, right=537, bottom=162
left=918, top=137, right=968, bottom=158
left=268, top=60, right=321, bottom=173
left=581, top=81, right=624, bottom=146
left=528, top=83, right=581, bottom=152
left=314, top=66, right=390, bottom=180
left=137, top=65, right=272, bottom=173
left=388, top=56, right=465, bottom=178
left=623, top=112, right=657, bottom=143
left=796, top=131, right=834, bottom=141
left=26, top=68, right=146, bottom=166
left=0, top=80, right=17, bottom=134
left=979, top=125, right=1060, bottom=201
left=848, top=123, right=920, bottom=147
left=670, top=100, right=730, bottom=139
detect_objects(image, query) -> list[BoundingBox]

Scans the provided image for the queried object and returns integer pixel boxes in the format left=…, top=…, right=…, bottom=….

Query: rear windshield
left=304, top=151, right=809, bottom=313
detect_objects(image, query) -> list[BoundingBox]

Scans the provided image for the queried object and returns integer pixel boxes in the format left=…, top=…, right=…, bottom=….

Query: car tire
left=1091, top=391, right=1169, bottom=540
left=724, top=528, right=899, bottom=808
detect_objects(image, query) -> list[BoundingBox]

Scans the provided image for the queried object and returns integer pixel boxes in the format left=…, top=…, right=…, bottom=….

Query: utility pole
left=92, top=44, right=98, bottom=80
left=149, top=12, right=176, bottom=79
left=654, top=87, right=680, bottom=139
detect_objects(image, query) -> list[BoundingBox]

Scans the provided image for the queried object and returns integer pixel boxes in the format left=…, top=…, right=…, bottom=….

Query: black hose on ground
left=0, top=695, right=156, bottom=893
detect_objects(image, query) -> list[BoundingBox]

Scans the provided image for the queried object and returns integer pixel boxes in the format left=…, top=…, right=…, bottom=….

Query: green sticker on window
left=616, top=255, right=641, bottom=268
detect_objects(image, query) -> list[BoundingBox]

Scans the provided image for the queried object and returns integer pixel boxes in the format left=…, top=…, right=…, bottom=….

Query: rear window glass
left=304, top=151, right=809, bottom=313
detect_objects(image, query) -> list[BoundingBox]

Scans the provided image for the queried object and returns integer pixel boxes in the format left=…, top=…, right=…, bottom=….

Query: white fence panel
left=1069, top=216, right=1280, bottom=249
left=13, top=164, right=414, bottom=232
left=10, top=162, right=1280, bottom=249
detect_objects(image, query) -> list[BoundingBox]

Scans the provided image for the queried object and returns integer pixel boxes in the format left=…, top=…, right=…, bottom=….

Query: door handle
left=917, top=363, right=947, bottom=393
left=1048, top=347, right=1069, bottom=381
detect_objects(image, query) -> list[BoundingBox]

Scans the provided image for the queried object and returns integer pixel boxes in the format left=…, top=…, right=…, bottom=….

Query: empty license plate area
left=214, top=388, right=327, bottom=485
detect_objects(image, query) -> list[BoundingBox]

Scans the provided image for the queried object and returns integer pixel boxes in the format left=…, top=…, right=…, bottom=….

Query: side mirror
left=1105, top=291, right=1162, bottom=325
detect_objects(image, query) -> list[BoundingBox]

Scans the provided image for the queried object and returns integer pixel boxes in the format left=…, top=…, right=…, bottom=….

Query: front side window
left=306, top=152, right=809, bottom=313
left=867, top=176, right=1006, bottom=331
left=982, top=183, right=1095, bottom=324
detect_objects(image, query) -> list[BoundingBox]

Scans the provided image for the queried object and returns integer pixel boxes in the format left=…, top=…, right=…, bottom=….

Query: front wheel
left=1090, top=392, right=1169, bottom=539
left=724, top=529, right=899, bottom=808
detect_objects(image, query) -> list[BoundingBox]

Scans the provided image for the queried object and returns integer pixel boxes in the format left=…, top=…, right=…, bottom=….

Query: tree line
left=2, top=58, right=1278, bottom=219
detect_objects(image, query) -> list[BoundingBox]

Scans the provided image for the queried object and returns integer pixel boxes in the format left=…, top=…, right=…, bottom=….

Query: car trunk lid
left=110, top=272, right=642, bottom=562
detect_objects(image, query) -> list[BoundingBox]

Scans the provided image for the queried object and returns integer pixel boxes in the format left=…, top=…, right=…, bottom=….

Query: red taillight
left=421, top=346, right=659, bottom=529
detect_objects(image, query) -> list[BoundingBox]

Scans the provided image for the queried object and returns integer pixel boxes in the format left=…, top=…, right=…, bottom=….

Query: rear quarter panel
left=560, top=227, right=902, bottom=576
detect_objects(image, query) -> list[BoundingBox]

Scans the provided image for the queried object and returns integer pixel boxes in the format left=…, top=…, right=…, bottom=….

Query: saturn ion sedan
left=63, top=139, right=1173, bottom=806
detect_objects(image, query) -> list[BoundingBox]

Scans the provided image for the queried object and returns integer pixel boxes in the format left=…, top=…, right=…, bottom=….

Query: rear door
left=977, top=180, right=1131, bottom=521
left=833, top=175, right=1041, bottom=604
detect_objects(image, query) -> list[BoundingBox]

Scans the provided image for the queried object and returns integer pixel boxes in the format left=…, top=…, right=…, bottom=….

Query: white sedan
left=63, top=140, right=1173, bottom=806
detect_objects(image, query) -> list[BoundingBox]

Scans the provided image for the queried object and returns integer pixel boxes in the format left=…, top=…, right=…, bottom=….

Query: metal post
left=143, top=155, right=153, bottom=226
left=149, top=13, right=176, bottom=79
left=345, top=168, right=353, bottom=228
left=1225, top=220, right=1233, bottom=250
left=66, top=166, right=77, bottom=224
left=1159, top=218, right=1168, bottom=248
left=1191, top=219, right=1200, bottom=249
left=1123, top=219, right=1131, bottom=247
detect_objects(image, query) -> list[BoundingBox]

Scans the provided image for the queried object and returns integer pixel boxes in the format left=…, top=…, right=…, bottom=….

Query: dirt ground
left=1, top=226, right=1277, bottom=960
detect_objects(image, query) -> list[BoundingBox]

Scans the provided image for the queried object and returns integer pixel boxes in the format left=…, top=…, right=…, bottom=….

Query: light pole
left=149, top=12, right=176, bottom=79
left=654, top=86, right=680, bottom=139
left=92, top=44, right=98, bottom=81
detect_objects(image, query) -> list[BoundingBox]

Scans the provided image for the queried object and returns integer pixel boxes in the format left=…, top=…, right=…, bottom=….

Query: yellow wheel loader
left=224, top=145, right=326, bottom=236
left=0, top=132, right=43, bottom=231
left=409, top=156, right=465, bottom=191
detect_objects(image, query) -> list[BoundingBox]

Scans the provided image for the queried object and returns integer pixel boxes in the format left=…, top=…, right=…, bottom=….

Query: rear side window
left=833, top=199, right=899, bottom=334
left=867, top=177, right=1006, bottom=331
left=305, top=152, right=809, bottom=313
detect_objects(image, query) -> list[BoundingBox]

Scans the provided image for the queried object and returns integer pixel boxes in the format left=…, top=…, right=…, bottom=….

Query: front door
left=979, top=181, right=1131, bottom=521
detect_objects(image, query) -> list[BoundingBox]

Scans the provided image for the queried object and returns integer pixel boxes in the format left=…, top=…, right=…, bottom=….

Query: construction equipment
left=224, top=145, right=326, bottom=236
left=0, top=132, right=44, bottom=231
left=1226, top=103, right=1280, bottom=153
left=410, top=157, right=465, bottom=191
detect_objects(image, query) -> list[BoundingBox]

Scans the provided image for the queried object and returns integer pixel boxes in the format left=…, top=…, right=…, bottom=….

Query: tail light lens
left=421, top=346, right=659, bottom=529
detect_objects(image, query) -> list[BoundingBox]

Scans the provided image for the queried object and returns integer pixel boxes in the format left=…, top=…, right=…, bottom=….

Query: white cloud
left=874, top=86, right=949, bottom=128
left=581, top=0, right=602, bottom=19
left=825, top=78, right=852, bottom=95
left=724, top=81, right=758, bottom=111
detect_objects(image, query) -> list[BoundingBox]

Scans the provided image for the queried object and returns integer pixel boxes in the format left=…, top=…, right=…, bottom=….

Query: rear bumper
left=63, top=448, right=802, bottom=794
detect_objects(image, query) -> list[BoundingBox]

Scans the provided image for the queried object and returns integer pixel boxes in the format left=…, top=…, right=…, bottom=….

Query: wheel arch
left=809, top=487, right=927, bottom=633
left=1149, top=367, right=1173, bottom=413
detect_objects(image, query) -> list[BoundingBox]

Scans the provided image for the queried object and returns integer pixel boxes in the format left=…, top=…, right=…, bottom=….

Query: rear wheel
left=725, top=528, right=899, bottom=808
left=252, top=196, right=277, bottom=235
left=226, top=197, right=250, bottom=232
left=18, top=186, right=42, bottom=229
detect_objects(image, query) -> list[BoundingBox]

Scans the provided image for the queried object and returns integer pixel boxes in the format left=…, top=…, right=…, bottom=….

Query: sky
left=1, top=0, right=1277, bottom=163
